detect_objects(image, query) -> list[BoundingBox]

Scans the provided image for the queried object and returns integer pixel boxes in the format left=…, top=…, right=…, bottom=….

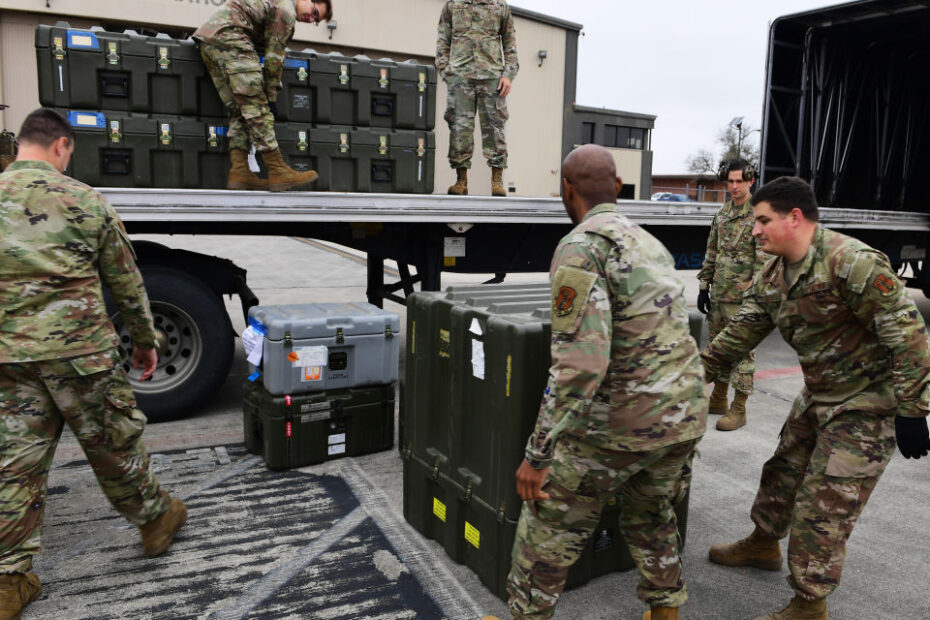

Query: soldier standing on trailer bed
left=194, top=0, right=332, bottom=191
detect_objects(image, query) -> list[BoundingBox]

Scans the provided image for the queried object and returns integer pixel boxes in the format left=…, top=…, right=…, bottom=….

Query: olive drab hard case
left=36, top=23, right=224, bottom=118
left=59, top=109, right=229, bottom=188
left=401, top=284, right=700, bottom=599
left=247, top=302, right=400, bottom=396
left=268, top=124, right=435, bottom=193
left=274, top=50, right=436, bottom=131
left=243, top=381, right=395, bottom=470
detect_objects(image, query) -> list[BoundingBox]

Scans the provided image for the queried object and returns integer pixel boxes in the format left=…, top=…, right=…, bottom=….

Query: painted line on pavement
left=43, top=453, right=262, bottom=571
left=340, top=457, right=487, bottom=620
left=206, top=506, right=368, bottom=620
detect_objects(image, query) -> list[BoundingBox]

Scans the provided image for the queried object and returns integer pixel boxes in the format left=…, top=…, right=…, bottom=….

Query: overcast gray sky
left=513, top=0, right=837, bottom=174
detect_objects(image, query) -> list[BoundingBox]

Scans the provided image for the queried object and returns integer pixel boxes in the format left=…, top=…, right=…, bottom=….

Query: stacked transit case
left=401, top=284, right=699, bottom=599
left=35, top=22, right=436, bottom=192
left=242, top=303, right=400, bottom=470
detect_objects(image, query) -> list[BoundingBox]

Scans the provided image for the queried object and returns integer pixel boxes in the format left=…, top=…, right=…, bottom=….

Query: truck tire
left=111, top=267, right=235, bottom=422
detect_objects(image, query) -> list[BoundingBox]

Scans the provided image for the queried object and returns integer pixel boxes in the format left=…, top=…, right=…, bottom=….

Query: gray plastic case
left=248, top=302, right=400, bottom=395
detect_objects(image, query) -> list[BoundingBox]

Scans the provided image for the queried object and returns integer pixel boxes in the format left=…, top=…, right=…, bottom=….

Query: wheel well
left=131, top=240, right=259, bottom=322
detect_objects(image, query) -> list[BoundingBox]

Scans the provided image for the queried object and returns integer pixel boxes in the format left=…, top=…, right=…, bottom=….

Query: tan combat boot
left=709, top=527, right=782, bottom=570
left=717, top=390, right=748, bottom=431
left=260, top=149, right=318, bottom=192
left=139, top=497, right=188, bottom=557
left=708, top=381, right=729, bottom=415
left=491, top=167, right=507, bottom=196
left=0, top=572, right=41, bottom=620
left=752, top=595, right=828, bottom=620
left=448, top=168, right=468, bottom=195
left=227, top=148, right=266, bottom=190
left=641, top=606, right=679, bottom=620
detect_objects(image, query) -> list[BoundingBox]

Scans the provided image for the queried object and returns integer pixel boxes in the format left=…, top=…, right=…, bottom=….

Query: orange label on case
left=304, top=366, right=323, bottom=381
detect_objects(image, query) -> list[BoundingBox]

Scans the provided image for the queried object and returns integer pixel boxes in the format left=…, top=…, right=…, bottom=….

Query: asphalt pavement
left=31, top=234, right=930, bottom=620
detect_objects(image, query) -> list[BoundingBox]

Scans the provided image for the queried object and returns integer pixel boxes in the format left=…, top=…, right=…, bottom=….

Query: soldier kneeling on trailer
left=194, top=0, right=333, bottom=192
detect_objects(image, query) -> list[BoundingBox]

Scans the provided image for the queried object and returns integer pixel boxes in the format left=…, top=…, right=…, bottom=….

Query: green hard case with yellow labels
left=36, top=23, right=223, bottom=117
left=243, top=380, right=395, bottom=470
left=281, top=50, right=436, bottom=130
left=401, top=285, right=700, bottom=599
left=270, top=124, right=435, bottom=193
left=59, top=109, right=229, bottom=188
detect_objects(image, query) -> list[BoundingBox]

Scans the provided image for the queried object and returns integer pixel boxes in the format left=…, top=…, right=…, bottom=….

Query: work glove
left=697, top=289, right=711, bottom=315
left=895, top=415, right=930, bottom=459
left=268, top=101, right=278, bottom=118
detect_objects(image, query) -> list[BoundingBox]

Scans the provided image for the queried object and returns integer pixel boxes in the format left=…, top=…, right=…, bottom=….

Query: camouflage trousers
left=200, top=40, right=278, bottom=153
left=443, top=76, right=508, bottom=169
left=750, top=400, right=896, bottom=600
left=0, top=349, right=169, bottom=573
left=708, top=300, right=754, bottom=394
left=507, top=437, right=699, bottom=619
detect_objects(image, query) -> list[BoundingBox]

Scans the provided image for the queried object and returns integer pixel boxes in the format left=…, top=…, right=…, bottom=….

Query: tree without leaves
left=685, top=122, right=761, bottom=174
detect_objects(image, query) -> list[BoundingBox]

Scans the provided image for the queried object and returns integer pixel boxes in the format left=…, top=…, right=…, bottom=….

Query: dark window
left=627, top=128, right=645, bottom=150
left=581, top=122, right=595, bottom=144
left=619, top=184, right=635, bottom=199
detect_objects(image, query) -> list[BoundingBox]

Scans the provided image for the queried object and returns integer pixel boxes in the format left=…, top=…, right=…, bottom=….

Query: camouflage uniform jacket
left=436, top=0, right=519, bottom=81
left=193, top=0, right=297, bottom=103
left=0, top=160, right=156, bottom=363
left=703, top=226, right=930, bottom=421
left=525, top=204, right=708, bottom=469
left=697, top=194, right=768, bottom=302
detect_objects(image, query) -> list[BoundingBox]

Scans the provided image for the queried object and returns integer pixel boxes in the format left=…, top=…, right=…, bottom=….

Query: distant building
left=651, top=173, right=727, bottom=203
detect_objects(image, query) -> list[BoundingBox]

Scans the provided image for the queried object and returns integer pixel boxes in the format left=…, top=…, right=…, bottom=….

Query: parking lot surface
left=30, top=234, right=930, bottom=620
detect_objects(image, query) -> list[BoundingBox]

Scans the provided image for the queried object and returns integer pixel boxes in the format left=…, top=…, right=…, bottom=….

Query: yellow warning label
left=439, top=329, right=451, bottom=359
left=444, top=256, right=456, bottom=267
left=433, top=498, right=446, bottom=522
left=464, top=521, right=480, bottom=549
left=506, top=355, right=512, bottom=397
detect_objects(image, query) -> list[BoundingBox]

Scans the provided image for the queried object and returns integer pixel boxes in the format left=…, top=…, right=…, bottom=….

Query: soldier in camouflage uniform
left=436, top=0, right=518, bottom=197
left=194, top=0, right=331, bottom=191
left=697, top=158, right=766, bottom=431
left=0, top=109, right=189, bottom=619
left=502, top=145, right=707, bottom=620
left=702, top=176, right=930, bottom=620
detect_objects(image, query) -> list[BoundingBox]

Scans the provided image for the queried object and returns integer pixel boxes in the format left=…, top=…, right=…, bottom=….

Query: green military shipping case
left=275, top=50, right=436, bottom=130
left=243, top=380, right=395, bottom=470
left=269, top=124, right=434, bottom=193
left=401, top=284, right=702, bottom=598
left=36, top=23, right=224, bottom=118
left=60, top=110, right=229, bottom=188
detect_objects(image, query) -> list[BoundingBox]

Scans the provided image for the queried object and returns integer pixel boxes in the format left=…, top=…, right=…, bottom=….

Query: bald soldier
left=703, top=177, right=930, bottom=620
left=499, top=145, right=707, bottom=620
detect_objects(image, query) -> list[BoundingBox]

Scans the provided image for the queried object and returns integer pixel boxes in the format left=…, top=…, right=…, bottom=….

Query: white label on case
left=328, top=443, right=346, bottom=455
left=328, top=433, right=346, bottom=445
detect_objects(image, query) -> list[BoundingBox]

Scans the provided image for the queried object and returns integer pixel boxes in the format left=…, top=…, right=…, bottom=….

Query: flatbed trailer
left=103, top=188, right=930, bottom=420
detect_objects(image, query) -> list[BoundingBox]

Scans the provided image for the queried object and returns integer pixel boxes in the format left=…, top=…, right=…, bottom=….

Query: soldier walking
left=702, top=176, right=930, bottom=620
left=499, top=144, right=707, bottom=620
left=436, top=0, right=518, bottom=197
left=194, top=0, right=332, bottom=191
left=697, top=158, right=766, bottom=431
left=0, top=109, right=188, bottom=619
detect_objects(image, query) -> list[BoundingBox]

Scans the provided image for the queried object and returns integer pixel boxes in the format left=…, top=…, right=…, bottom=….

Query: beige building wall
left=0, top=1, right=582, bottom=197
left=607, top=148, right=645, bottom=200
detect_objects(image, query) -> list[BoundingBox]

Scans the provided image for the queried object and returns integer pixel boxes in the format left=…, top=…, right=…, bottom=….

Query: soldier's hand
left=895, top=415, right=930, bottom=459
left=697, top=289, right=711, bottom=315
left=133, top=347, right=158, bottom=382
left=497, top=76, right=512, bottom=98
left=516, top=459, right=550, bottom=501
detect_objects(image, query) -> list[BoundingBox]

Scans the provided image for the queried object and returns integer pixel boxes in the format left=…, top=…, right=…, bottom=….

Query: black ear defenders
left=717, top=161, right=757, bottom=183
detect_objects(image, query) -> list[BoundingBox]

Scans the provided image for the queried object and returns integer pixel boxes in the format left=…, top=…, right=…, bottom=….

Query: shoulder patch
left=871, top=272, right=897, bottom=296
left=551, top=265, right=597, bottom=333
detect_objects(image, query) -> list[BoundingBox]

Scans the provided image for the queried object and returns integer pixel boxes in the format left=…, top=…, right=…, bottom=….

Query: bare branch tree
left=686, top=121, right=761, bottom=174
